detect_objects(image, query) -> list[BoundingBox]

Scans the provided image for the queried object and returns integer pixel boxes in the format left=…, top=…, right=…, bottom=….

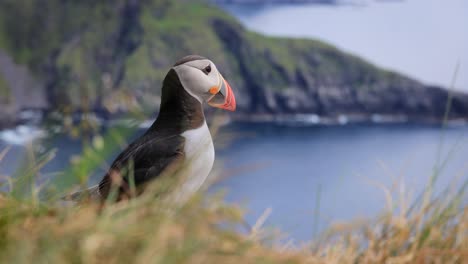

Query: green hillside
left=0, top=0, right=467, bottom=120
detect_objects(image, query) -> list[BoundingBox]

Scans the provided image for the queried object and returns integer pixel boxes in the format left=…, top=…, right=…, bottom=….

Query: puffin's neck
left=150, top=69, right=205, bottom=134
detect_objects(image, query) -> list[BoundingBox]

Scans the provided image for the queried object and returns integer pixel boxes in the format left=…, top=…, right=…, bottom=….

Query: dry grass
left=0, top=161, right=466, bottom=263
left=0, top=190, right=306, bottom=264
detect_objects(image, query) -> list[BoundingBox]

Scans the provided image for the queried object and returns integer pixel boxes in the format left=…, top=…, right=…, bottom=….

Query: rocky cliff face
left=210, top=18, right=468, bottom=120
left=0, top=0, right=466, bottom=126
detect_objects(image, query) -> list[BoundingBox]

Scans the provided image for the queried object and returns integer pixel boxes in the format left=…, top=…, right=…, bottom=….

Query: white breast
left=175, top=121, right=214, bottom=202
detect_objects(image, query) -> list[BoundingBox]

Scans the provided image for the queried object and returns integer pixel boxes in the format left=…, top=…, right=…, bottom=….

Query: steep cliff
left=0, top=0, right=466, bottom=125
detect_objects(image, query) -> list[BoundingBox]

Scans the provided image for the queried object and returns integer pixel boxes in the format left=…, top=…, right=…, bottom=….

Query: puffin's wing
left=98, top=133, right=185, bottom=198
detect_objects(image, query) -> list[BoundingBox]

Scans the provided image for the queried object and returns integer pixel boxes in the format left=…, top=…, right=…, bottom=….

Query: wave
left=0, top=125, right=47, bottom=145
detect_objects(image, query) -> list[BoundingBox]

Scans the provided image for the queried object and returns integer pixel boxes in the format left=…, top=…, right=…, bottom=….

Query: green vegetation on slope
left=0, top=0, right=467, bottom=119
left=0, top=0, right=140, bottom=108
left=0, top=72, right=10, bottom=103
left=1, top=0, right=462, bottom=117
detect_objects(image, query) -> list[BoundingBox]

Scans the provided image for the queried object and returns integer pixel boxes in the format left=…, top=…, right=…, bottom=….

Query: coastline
left=1, top=108, right=467, bottom=132
left=230, top=113, right=468, bottom=126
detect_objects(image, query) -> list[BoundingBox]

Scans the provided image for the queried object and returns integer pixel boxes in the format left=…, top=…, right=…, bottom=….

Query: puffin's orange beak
left=207, top=74, right=236, bottom=111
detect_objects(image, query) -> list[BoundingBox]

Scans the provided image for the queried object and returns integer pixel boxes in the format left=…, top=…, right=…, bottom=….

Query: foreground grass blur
left=0, top=112, right=467, bottom=263
left=0, top=175, right=466, bottom=263
left=1, top=152, right=466, bottom=262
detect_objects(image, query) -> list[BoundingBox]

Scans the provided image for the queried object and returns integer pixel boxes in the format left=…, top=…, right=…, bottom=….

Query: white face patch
left=173, top=59, right=221, bottom=103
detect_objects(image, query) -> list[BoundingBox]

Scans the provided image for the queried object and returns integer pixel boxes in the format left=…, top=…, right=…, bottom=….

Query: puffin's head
left=172, top=55, right=236, bottom=111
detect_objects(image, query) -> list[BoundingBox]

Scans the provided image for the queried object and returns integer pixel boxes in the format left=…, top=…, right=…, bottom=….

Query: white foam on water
left=0, top=125, right=47, bottom=145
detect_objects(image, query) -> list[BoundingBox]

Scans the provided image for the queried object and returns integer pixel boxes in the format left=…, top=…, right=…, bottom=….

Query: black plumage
left=98, top=68, right=205, bottom=199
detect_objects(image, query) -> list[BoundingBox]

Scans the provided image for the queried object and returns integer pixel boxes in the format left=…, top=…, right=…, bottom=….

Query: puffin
left=71, top=55, right=236, bottom=202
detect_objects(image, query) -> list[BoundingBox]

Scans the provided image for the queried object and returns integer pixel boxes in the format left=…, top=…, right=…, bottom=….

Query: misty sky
left=225, top=0, right=468, bottom=91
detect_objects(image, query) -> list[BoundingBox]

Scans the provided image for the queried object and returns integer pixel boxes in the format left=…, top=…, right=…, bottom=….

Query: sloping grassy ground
left=0, top=174, right=466, bottom=263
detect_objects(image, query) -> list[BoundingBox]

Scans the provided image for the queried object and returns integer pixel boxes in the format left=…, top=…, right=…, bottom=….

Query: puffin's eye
left=202, top=65, right=211, bottom=75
